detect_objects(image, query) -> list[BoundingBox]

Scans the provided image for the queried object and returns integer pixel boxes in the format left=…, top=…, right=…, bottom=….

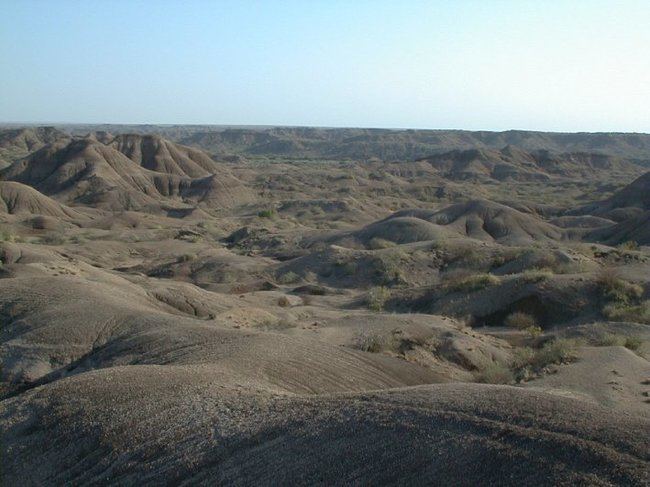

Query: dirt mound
left=0, top=181, right=80, bottom=218
left=550, top=215, right=615, bottom=229
left=0, top=126, right=67, bottom=167
left=354, top=216, right=453, bottom=245
left=588, top=210, right=650, bottom=245
left=580, top=172, right=650, bottom=219
left=526, top=345, right=650, bottom=417
left=109, top=134, right=222, bottom=177
left=393, top=199, right=564, bottom=244
left=417, top=146, right=643, bottom=182
left=418, top=147, right=548, bottom=181
left=0, top=268, right=439, bottom=392
left=0, top=137, right=255, bottom=211
left=606, top=172, right=650, bottom=211
left=2, top=371, right=648, bottom=485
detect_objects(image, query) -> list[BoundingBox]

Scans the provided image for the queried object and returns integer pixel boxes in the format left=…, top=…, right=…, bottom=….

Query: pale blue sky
left=1, top=0, right=649, bottom=131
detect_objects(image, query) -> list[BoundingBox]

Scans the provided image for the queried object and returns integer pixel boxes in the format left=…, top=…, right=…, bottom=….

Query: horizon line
left=1, top=121, right=649, bottom=136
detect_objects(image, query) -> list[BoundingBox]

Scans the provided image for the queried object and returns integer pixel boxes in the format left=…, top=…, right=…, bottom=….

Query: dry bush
left=505, top=312, right=537, bottom=330
left=530, top=339, right=578, bottom=369
left=531, top=251, right=559, bottom=270
left=450, top=245, right=483, bottom=268
left=617, top=240, right=639, bottom=251
left=367, top=237, right=396, bottom=250
left=510, top=346, right=535, bottom=369
left=177, top=253, right=196, bottom=263
left=277, top=271, right=300, bottom=284
left=332, top=259, right=358, bottom=276
left=0, top=229, right=16, bottom=242
left=257, top=209, right=276, bottom=218
left=595, top=267, right=643, bottom=305
left=508, top=339, right=580, bottom=382
left=595, top=333, right=644, bottom=351
left=445, top=272, right=500, bottom=292
left=474, top=361, right=514, bottom=384
left=505, top=312, right=542, bottom=338
left=69, top=234, right=87, bottom=244
left=491, top=247, right=524, bottom=268
left=367, top=286, right=390, bottom=311
left=602, top=300, right=650, bottom=324
left=39, top=233, right=66, bottom=245
left=353, top=331, right=387, bottom=353
left=255, top=318, right=296, bottom=331
left=277, top=296, right=291, bottom=307
left=373, top=252, right=406, bottom=284
left=520, top=269, right=553, bottom=283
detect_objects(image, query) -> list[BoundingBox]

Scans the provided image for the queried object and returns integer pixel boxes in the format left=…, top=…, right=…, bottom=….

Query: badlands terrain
left=1, top=125, right=650, bottom=484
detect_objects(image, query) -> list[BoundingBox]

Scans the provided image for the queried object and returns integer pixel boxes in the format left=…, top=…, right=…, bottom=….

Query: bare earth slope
left=1, top=372, right=648, bottom=485
left=0, top=136, right=255, bottom=212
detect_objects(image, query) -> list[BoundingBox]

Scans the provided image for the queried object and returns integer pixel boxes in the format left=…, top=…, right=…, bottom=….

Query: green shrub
left=505, top=312, right=537, bottom=330
left=39, top=233, right=66, bottom=245
left=510, top=346, right=535, bottom=369
left=334, top=260, right=358, bottom=276
left=624, top=336, right=643, bottom=351
left=451, top=245, right=483, bottom=267
left=0, top=229, right=16, bottom=242
left=354, top=331, right=386, bottom=353
left=531, top=339, right=578, bottom=369
left=367, top=286, right=390, bottom=311
left=177, top=253, right=196, bottom=263
left=595, top=333, right=644, bottom=351
left=374, top=253, right=406, bottom=284
left=446, top=273, right=500, bottom=292
left=474, top=361, right=514, bottom=384
left=505, top=312, right=542, bottom=338
left=69, top=235, right=87, bottom=244
left=520, top=269, right=553, bottom=283
left=508, top=339, right=579, bottom=381
left=618, top=241, right=639, bottom=251
left=277, top=271, right=300, bottom=284
left=368, top=237, right=396, bottom=250
left=257, top=209, right=276, bottom=218
left=602, top=301, right=650, bottom=324
left=595, top=268, right=643, bottom=305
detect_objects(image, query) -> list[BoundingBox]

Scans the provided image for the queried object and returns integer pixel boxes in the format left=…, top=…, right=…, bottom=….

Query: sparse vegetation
left=277, top=271, right=300, bottom=284
left=595, top=268, right=646, bottom=323
left=445, top=272, right=500, bottom=292
left=595, top=333, right=644, bottom=351
left=0, top=229, right=15, bottom=242
left=505, top=312, right=542, bottom=338
left=595, top=268, right=643, bottom=304
left=602, top=300, right=650, bottom=324
left=38, top=233, right=66, bottom=245
left=505, top=311, right=537, bottom=330
left=367, top=237, right=396, bottom=250
left=353, top=331, right=387, bottom=353
left=531, top=339, right=579, bottom=369
left=520, top=269, right=553, bottom=283
left=257, top=209, right=276, bottom=218
left=506, top=339, right=580, bottom=382
left=366, top=286, right=390, bottom=311
left=474, top=361, right=514, bottom=384
left=617, top=240, right=639, bottom=251
left=178, top=253, right=197, bottom=263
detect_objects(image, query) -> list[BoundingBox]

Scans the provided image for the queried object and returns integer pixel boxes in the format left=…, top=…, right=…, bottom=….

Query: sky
left=1, top=0, right=649, bottom=132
